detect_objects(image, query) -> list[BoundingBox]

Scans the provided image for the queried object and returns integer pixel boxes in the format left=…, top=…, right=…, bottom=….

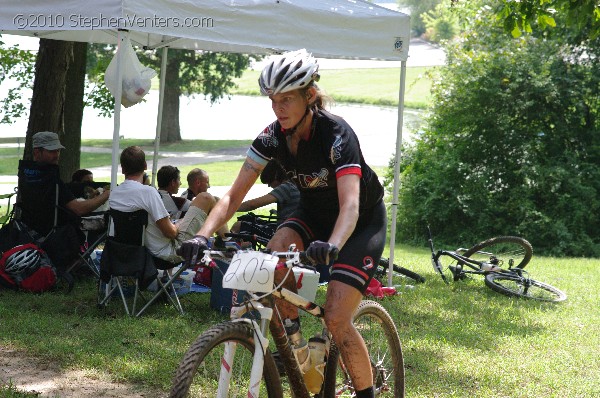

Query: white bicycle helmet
left=4, top=247, right=41, bottom=278
left=259, top=49, right=320, bottom=96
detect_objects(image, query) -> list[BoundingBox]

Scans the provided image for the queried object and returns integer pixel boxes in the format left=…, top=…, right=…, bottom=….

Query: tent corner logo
left=394, top=37, right=403, bottom=52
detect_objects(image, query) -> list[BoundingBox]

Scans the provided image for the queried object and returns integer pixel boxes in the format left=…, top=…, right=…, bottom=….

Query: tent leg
left=151, top=46, right=169, bottom=187
left=110, top=30, right=129, bottom=189
left=388, top=61, right=407, bottom=287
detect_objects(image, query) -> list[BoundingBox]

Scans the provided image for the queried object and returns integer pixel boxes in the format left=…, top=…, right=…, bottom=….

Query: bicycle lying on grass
left=427, top=227, right=566, bottom=302
left=169, top=246, right=405, bottom=397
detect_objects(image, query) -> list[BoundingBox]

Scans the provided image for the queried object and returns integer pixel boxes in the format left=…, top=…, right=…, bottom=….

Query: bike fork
left=218, top=303, right=273, bottom=398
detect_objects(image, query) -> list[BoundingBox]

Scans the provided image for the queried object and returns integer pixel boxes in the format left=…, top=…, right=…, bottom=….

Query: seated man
left=71, top=169, right=94, bottom=183
left=21, top=132, right=110, bottom=236
left=157, top=165, right=190, bottom=221
left=180, top=168, right=211, bottom=201
left=109, top=146, right=228, bottom=264
left=16, top=131, right=110, bottom=270
left=69, top=168, right=110, bottom=202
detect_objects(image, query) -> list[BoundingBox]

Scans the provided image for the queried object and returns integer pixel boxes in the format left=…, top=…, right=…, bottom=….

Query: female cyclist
left=180, top=49, right=386, bottom=398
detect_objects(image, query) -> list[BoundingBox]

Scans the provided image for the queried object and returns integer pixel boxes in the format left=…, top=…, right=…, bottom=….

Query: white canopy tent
left=1, top=0, right=410, bottom=286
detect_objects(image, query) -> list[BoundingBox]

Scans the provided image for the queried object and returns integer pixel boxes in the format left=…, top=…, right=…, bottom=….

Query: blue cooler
left=210, top=258, right=248, bottom=314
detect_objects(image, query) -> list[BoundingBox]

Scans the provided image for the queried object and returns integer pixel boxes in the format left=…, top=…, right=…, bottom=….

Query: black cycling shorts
left=279, top=199, right=387, bottom=293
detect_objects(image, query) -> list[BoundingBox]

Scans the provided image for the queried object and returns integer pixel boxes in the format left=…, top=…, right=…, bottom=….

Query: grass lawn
left=231, top=67, right=436, bottom=109
left=0, top=246, right=597, bottom=397
left=0, top=139, right=252, bottom=177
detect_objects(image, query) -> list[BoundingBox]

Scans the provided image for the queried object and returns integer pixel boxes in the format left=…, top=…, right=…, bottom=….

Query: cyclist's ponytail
left=303, top=83, right=333, bottom=111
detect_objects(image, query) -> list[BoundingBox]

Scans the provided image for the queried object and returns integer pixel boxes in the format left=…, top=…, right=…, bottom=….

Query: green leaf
left=511, top=24, right=522, bottom=38
left=537, top=14, right=556, bottom=28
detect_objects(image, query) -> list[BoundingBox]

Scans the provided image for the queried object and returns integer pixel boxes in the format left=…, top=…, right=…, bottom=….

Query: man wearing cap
left=31, top=131, right=109, bottom=219
left=13, top=132, right=111, bottom=272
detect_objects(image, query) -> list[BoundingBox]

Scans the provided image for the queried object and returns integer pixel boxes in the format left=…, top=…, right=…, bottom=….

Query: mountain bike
left=169, top=247, right=405, bottom=397
left=427, top=227, right=566, bottom=302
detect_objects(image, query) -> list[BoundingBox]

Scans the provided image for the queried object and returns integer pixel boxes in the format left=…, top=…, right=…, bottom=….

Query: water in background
left=2, top=92, right=423, bottom=167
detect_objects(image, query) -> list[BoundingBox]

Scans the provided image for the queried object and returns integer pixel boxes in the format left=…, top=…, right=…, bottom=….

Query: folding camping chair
left=63, top=181, right=111, bottom=279
left=98, top=208, right=186, bottom=316
left=14, top=160, right=105, bottom=288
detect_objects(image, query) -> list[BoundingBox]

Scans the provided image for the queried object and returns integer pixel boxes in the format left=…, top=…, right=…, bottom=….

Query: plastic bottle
left=284, top=319, right=310, bottom=372
left=303, top=335, right=328, bottom=393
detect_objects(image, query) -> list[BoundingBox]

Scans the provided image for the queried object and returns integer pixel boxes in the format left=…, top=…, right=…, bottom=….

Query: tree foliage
left=397, top=0, right=443, bottom=36
left=0, top=37, right=36, bottom=124
left=452, top=0, right=600, bottom=38
left=389, top=4, right=600, bottom=256
left=421, top=0, right=460, bottom=43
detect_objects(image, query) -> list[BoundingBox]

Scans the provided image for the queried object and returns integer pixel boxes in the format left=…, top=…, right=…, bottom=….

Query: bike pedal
left=271, top=351, right=286, bottom=376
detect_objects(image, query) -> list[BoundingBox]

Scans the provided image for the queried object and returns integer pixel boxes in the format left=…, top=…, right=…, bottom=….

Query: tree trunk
left=24, top=39, right=73, bottom=162
left=62, top=42, right=88, bottom=182
left=160, top=56, right=182, bottom=143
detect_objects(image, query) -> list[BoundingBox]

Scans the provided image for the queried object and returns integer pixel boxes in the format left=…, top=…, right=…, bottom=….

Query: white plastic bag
left=104, top=37, right=157, bottom=108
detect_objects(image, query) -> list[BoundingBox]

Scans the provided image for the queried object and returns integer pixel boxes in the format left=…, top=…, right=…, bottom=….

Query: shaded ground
left=0, top=346, right=166, bottom=398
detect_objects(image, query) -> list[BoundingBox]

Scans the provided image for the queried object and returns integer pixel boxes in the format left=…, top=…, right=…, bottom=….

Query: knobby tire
left=462, top=236, right=533, bottom=269
left=169, top=321, right=283, bottom=398
left=484, top=273, right=567, bottom=302
left=320, top=300, right=404, bottom=397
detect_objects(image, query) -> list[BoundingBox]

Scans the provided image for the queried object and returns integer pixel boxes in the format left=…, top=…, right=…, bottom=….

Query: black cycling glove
left=177, top=235, right=209, bottom=266
left=306, top=241, right=339, bottom=265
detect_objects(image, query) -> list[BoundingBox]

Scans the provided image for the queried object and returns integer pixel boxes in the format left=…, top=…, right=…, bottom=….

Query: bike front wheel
left=169, top=322, right=283, bottom=398
left=485, top=273, right=567, bottom=302
left=321, top=300, right=405, bottom=397
left=462, top=236, right=533, bottom=269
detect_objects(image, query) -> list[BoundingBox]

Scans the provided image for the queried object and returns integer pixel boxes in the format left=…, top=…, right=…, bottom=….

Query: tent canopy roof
left=1, top=0, right=410, bottom=60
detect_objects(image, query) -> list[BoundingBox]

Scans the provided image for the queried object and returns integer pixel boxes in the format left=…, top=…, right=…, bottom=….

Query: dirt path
left=0, top=346, right=166, bottom=398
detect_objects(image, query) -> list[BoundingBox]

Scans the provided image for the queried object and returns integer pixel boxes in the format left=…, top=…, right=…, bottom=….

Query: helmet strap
left=282, top=106, right=311, bottom=137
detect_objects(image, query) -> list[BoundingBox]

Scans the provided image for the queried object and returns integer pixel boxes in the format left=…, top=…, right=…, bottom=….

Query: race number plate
left=222, top=251, right=278, bottom=293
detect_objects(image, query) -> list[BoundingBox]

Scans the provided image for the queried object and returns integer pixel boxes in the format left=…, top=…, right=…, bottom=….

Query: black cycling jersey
left=247, top=109, right=384, bottom=216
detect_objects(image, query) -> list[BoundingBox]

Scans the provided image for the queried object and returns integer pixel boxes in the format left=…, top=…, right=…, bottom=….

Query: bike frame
left=430, top=240, right=527, bottom=284
left=208, top=250, right=328, bottom=398
left=428, top=226, right=504, bottom=283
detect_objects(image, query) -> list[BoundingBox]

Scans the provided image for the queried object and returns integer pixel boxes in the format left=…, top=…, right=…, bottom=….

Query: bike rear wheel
left=169, top=322, right=283, bottom=398
left=321, top=300, right=405, bottom=397
left=375, top=258, right=426, bottom=285
left=462, top=236, right=533, bottom=269
left=485, top=273, right=567, bottom=302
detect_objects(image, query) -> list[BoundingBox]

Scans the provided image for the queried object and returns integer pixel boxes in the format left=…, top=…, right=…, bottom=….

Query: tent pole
left=151, top=46, right=169, bottom=187
left=110, top=30, right=128, bottom=190
left=388, top=60, right=407, bottom=287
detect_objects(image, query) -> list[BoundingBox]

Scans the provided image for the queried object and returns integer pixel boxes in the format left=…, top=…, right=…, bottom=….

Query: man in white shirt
left=109, top=146, right=227, bottom=263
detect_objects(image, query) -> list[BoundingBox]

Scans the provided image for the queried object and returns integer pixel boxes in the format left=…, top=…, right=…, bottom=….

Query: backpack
left=0, top=243, right=57, bottom=293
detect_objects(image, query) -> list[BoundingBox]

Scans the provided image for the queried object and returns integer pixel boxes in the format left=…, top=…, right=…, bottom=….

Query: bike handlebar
left=200, top=247, right=314, bottom=271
